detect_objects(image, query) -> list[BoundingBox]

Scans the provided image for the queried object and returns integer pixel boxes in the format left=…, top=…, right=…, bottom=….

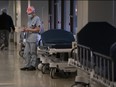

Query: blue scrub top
left=26, top=16, right=41, bottom=42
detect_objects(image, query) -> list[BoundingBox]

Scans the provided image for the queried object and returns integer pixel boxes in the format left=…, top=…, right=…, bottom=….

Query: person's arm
left=9, top=16, right=15, bottom=32
left=24, top=26, right=40, bottom=32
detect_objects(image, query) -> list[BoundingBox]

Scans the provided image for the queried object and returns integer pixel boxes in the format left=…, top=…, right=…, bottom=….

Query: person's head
left=26, top=6, right=35, bottom=19
left=1, top=8, right=7, bottom=14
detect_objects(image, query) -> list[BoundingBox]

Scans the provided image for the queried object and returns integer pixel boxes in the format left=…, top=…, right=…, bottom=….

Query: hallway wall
left=88, top=1, right=113, bottom=25
left=77, top=1, right=88, bottom=32
left=0, top=1, right=9, bottom=14
left=31, top=1, right=48, bottom=30
left=1, top=1, right=116, bottom=34
left=77, top=0, right=116, bottom=32
left=21, top=1, right=28, bottom=27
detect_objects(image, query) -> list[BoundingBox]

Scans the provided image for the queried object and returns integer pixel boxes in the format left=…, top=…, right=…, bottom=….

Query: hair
left=1, top=8, right=7, bottom=13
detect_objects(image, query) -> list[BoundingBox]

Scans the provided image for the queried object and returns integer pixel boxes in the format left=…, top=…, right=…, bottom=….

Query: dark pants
left=0, top=30, right=9, bottom=47
left=5, top=31, right=9, bottom=47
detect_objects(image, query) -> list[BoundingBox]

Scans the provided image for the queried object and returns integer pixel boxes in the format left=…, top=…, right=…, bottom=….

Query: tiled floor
left=0, top=42, right=75, bottom=87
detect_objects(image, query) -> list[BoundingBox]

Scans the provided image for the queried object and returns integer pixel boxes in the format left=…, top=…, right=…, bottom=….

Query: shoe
left=20, top=67, right=29, bottom=70
left=27, top=66, right=36, bottom=71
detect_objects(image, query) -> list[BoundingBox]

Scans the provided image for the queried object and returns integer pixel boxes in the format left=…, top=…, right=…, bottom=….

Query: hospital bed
left=37, top=29, right=77, bottom=78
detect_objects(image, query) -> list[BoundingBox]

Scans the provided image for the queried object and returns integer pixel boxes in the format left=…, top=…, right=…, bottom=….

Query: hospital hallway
left=1, top=0, right=116, bottom=87
left=0, top=42, right=74, bottom=87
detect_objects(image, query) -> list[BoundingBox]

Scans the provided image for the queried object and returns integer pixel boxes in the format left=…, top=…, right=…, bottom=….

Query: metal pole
left=42, top=7, right=44, bottom=22
left=28, top=0, right=30, bottom=7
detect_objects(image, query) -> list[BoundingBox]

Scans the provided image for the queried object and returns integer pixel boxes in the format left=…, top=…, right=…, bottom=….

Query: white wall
left=88, top=1, right=113, bottom=25
left=0, top=1, right=9, bottom=14
left=21, top=1, right=28, bottom=26
left=77, top=0, right=116, bottom=32
left=77, top=1, right=88, bottom=32
left=31, top=1, right=48, bottom=30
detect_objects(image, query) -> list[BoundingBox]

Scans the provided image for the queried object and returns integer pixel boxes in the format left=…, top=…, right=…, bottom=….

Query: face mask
left=28, top=14, right=33, bottom=19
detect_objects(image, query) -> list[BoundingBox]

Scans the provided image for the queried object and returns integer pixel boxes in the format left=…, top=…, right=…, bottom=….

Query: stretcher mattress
left=41, top=29, right=75, bottom=49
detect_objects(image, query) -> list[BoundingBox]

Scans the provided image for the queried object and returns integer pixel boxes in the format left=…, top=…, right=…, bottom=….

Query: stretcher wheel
left=38, top=63, right=43, bottom=71
left=41, top=64, right=49, bottom=74
left=19, top=50, right=24, bottom=58
left=50, top=68, right=57, bottom=79
left=41, top=64, right=48, bottom=74
left=71, top=84, right=77, bottom=87
left=59, top=71, right=71, bottom=78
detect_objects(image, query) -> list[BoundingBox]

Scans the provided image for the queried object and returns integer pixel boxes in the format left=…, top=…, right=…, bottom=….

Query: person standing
left=20, top=6, right=41, bottom=71
left=0, top=8, right=15, bottom=50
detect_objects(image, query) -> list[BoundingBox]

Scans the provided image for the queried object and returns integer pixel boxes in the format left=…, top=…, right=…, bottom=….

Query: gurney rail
left=71, top=44, right=115, bottom=87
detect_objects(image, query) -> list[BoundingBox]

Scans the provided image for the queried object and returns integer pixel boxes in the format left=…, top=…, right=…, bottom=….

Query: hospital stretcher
left=37, top=29, right=77, bottom=78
